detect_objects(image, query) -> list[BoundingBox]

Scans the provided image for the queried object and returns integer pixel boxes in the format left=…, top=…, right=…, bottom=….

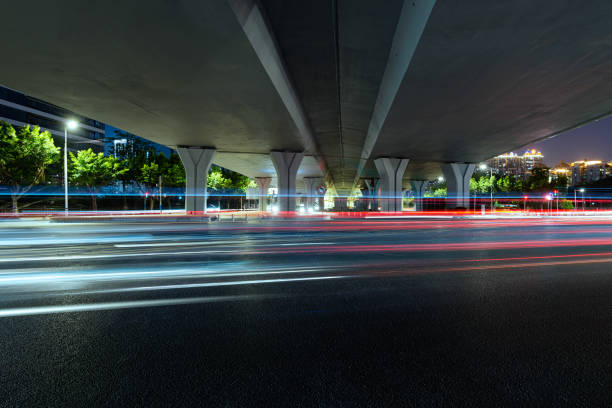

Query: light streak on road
left=0, top=265, right=343, bottom=286
left=0, top=294, right=281, bottom=318
left=3, top=237, right=612, bottom=264
left=77, top=275, right=348, bottom=296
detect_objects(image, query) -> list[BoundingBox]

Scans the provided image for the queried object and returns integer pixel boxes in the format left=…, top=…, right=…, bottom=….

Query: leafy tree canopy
left=0, top=121, right=59, bottom=211
left=69, top=149, right=127, bottom=188
left=0, top=121, right=59, bottom=188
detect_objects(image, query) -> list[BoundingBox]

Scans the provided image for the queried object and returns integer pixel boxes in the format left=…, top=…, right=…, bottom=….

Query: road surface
left=1, top=217, right=611, bottom=406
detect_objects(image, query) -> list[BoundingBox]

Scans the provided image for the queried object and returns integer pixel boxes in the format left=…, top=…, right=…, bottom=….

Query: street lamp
left=580, top=188, right=585, bottom=212
left=64, top=120, right=78, bottom=215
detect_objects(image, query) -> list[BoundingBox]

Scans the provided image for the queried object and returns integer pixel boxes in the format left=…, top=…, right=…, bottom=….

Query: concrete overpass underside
left=2, top=0, right=612, bottom=209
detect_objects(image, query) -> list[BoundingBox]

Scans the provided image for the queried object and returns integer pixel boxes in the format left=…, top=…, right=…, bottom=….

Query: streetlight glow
left=479, top=164, right=487, bottom=170
left=437, top=176, right=444, bottom=182
left=64, top=120, right=79, bottom=216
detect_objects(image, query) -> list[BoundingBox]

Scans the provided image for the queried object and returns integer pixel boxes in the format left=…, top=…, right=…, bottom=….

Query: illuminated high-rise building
left=487, top=149, right=544, bottom=179
left=570, top=160, right=611, bottom=185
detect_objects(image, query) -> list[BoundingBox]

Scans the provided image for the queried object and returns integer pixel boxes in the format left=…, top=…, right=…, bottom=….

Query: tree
left=526, top=167, right=550, bottom=192
left=163, top=162, right=185, bottom=187
left=509, top=175, right=523, bottom=193
left=425, top=179, right=446, bottom=198
left=496, top=175, right=511, bottom=193
left=108, top=131, right=156, bottom=209
left=469, top=178, right=478, bottom=193
left=477, top=176, right=492, bottom=194
left=551, top=175, right=569, bottom=190
left=207, top=167, right=231, bottom=190
left=141, top=162, right=160, bottom=186
left=0, top=121, right=59, bottom=212
left=69, top=149, right=127, bottom=210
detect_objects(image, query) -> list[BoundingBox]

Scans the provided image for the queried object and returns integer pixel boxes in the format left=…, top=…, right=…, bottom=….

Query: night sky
left=531, top=116, right=612, bottom=167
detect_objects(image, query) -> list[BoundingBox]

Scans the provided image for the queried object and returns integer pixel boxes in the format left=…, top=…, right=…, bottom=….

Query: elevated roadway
left=2, top=0, right=612, bottom=210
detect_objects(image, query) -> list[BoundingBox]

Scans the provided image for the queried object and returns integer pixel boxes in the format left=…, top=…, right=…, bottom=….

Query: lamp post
left=580, top=188, right=585, bottom=213
left=574, top=189, right=577, bottom=213
left=64, top=120, right=79, bottom=215
left=479, top=164, right=493, bottom=212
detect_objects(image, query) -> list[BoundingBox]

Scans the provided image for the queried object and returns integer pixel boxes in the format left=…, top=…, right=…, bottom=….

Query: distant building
left=549, top=162, right=571, bottom=186
left=0, top=85, right=105, bottom=153
left=104, top=125, right=172, bottom=158
left=487, top=149, right=544, bottom=179
left=570, top=160, right=612, bottom=185
left=523, top=149, right=544, bottom=173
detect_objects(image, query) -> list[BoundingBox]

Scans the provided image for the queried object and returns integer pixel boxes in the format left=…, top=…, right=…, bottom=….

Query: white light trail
left=0, top=265, right=342, bottom=285
left=114, top=240, right=239, bottom=248
left=78, top=275, right=348, bottom=296
left=0, top=294, right=279, bottom=318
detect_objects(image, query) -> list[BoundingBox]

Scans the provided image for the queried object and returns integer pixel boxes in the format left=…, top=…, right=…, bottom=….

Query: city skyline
left=531, top=115, right=612, bottom=167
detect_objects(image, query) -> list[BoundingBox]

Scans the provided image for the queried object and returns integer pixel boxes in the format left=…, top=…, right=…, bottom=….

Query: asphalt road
left=1, top=216, right=612, bottom=406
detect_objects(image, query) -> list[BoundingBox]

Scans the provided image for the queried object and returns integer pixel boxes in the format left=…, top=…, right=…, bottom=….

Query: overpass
left=2, top=0, right=612, bottom=211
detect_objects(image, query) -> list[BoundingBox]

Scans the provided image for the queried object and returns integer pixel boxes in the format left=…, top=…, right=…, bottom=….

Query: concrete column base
left=176, top=147, right=216, bottom=213
left=334, top=196, right=348, bottom=211
left=374, top=158, right=409, bottom=212
left=271, top=151, right=304, bottom=212
left=441, top=163, right=476, bottom=209
left=255, top=177, right=272, bottom=212
left=303, top=177, right=321, bottom=211
left=410, top=180, right=427, bottom=211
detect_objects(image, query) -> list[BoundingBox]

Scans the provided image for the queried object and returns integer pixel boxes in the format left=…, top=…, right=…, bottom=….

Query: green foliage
left=207, top=167, right=231, bottom=190
left=163, top=161, right=186, bottom=187
left=558, top=199, right=574, bottom=210
left=430, top=187, right=447, bottom=197
left=526, top=167, right=550, bottom=191
left=69, top=149, right=127, bottom=210
left=140, top=162, right=160, bottom=186
left=551, top=175, right=569, bottom=189
left=206, top=165, right=253, bottom=192
left=0, top=121, right=59, bottom=211
left=109, top=131, right=157, bottom=186
left=477, top=176, right=492, bottom=194
left=469, top=178, right=478, bottom=192
left=425, top=179, right=446, bottom=198
left=69, top=149, right=127, bottom=188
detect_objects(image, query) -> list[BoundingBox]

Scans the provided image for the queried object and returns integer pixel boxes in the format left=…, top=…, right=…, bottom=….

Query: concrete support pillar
left=334, top=195, right=348, bottom=211
left=255, top=177, right=272, bottom=212
left=441, top=163, right=476, bottom=209
left=303, top=177, right=320, bottom=211
left=410, top=180, right=427, bottom=212
left=364, top=178, right=380, bottom=210
left=270, top=151, right=304, bottom=212
left=176, top=147, right=215, bottom=213
left=374, top=158, right=409, bottom=212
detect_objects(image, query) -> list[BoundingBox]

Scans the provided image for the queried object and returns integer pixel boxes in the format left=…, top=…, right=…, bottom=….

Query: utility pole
left=159, top=175, right=163, bottom=213
left=488, top=168, right=494, bottom=213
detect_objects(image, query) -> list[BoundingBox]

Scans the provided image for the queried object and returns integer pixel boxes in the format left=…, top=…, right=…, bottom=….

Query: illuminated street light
left=437, top=176, right=444, bottom=182
left=64, top=120, right=79, bottom=215
left=479, top=164, right=494, bottom=212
